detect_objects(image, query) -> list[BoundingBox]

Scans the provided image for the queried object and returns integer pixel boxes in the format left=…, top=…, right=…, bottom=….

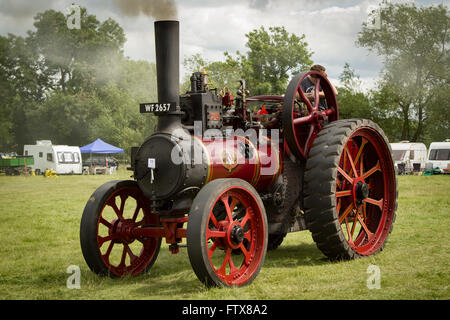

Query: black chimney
left=154, top=20, right=182, bottom=133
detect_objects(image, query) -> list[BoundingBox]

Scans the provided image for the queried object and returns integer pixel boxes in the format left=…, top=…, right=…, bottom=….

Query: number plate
left=139, top=102, right=176, bottom=114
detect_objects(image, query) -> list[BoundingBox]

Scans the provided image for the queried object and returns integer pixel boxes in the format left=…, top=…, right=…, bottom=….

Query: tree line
left=1, top=2, right=448, bottom=158
left=0, top=8, right=157, bottom=157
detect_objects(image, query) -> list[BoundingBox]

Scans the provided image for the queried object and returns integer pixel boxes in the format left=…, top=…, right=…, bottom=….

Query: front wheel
left=304, top=119, right=397, bottom=260
left=187, top=179, right=268, bottom=287
left=80, top=180, right=161, bottom=277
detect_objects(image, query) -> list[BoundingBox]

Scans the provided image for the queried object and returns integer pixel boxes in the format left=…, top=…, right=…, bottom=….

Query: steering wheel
left=282, top=70, right=339, bottom=160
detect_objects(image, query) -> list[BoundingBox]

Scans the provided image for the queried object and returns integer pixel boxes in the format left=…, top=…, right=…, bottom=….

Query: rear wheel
left=187, top=179, right=268, bottom=287
left=304, top=119, right=397, bottom=260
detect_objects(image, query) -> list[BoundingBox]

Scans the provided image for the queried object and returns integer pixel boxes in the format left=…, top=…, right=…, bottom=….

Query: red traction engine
left=80, top=21, right=398, bottom=287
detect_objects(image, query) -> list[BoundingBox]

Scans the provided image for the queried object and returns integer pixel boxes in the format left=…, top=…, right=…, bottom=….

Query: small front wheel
left=80, top=180, right=161, bottom=277
left=187, top=179, right=268, bottom=287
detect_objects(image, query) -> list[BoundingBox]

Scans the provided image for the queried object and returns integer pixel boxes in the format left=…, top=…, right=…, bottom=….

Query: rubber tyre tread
left=303, top=119, right=397, bottom=260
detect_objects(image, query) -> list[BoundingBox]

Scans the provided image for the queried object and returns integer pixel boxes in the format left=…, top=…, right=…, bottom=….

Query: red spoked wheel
left=304, top=119, right=397, bottom=260
left=282, top=71, right=338, bottom=160
left=187, top=179, right=268, bottom=287
left=80, top=180, right=161, bottom=277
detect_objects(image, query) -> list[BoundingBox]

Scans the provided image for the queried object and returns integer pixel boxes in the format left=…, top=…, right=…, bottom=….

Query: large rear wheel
left=304, top=119, right=397, bottom=260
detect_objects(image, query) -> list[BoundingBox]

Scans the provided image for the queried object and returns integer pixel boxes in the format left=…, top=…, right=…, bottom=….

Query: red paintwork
left=204, top=185, right=266, bottom=286
left=96, top=185, right=160, bottom=277
left=201, top=135, right=281, bottom=191
left=336, top=127, right=396, bottom=255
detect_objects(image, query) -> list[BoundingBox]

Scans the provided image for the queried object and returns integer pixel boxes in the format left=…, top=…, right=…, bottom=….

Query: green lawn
left=0, top=171, right=449, bottom=300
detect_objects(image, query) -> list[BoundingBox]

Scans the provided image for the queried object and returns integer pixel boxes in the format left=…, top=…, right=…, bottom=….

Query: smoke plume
left=114, top=0, right=178, bottom=20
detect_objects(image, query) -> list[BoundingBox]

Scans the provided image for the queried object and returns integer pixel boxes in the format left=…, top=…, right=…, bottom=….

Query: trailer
left=390, top=141, right=427, bottom=174
left=23, top=140, right=82, bottom=175
left=0, top=153, right=34, bottom=175
left=426, top=141, right=450, bottom=173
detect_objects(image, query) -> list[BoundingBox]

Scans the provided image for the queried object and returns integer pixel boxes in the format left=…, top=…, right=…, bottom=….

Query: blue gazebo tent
left=80, top=139, right=124, bottom=172
left=80, top=138, right=124, bottom=154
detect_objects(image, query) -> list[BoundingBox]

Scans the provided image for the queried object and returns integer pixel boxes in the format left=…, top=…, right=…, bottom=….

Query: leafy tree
left=337, top=63, right=374, bottom=121
left=240, top=26, right=313, bottom=95
left=182, top=53, right=242, bottom=94
left=183, top=26, right=313, bottom=96
left=357, top=1, right=449, bottom=143
left=0, top=7, right=157, bottom=156
left=28, top=8, right=126, bottom=94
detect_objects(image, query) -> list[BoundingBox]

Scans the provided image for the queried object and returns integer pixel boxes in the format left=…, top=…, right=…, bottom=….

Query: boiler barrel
left=200, top=136, right=282, bottom=191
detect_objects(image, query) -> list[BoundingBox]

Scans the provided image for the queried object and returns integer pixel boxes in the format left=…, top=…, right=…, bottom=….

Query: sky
left=0, top=0, right=448, bottom=91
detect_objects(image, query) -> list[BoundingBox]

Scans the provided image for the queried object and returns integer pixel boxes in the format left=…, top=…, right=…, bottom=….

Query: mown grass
left=0, top=170, right=448, bottom=300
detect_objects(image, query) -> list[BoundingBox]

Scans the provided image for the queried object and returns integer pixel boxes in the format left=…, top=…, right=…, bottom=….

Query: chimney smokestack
left=155, top=20, right=179, bottom=106
left=154, top=20, right=181, bottom=132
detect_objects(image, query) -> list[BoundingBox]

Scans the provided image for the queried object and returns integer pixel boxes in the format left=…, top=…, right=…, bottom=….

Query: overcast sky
left=0, top=0, right=448, bottom=90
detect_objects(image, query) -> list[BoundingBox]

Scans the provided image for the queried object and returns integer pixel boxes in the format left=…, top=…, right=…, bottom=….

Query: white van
left=24, top=140, right=83, bottom=175
left=390, top=141, right=428, bottom=174
left=426, top=141, right=450, bottom=172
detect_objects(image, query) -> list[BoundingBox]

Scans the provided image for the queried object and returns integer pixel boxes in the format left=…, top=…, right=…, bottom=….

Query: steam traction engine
left=80, top=21, right=397, bottom=287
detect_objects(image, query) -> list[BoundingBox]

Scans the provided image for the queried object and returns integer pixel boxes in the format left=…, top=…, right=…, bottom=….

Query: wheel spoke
left=99, top=217, right=112, bottom=228
left=206, top=229, right=226, bottom=239
left=297, top=86, right=313, bottom=113
left=240, top=208, right=252, bottom=228
left=345, top=147, right=358, bottom=178
left=119, top=194, right=127, bottom=217
left=209, top=211, right=219, bottom=228
left=102, top=240, right=115, bottom=261
left=356, top=214, right=374, bottom=241
left=362, top=161, right=381, bottom=180
left=339, top=203, right=354, bottom=224
left=344, top=218, right=354, bottom=245
left=304, top=124, right=317, bottom=155
left=350, top=211, right=358, bottom=238
left=131, top=204, right=141, bottom=222
left=229, top=197, right=240, bottom=215
left=293, top=114, right=313, bottom=126
left=124, top=244, right=137, bottom=264
left=217, top=248, right=232, bottom=276
left=208, top=241, right=219, bottom=259
left=119, top=245, right=127, bottom=267
left=98, top=234, right=118, bottom=246
left=221, top=195, right=233, bottom=222
left=363, top=197, right=384, bottom=210
left=359, top=151, right=364, bottom=177
left=313, top=79, right=321, bottom=111
left=354, top=138, right=368, bottom=172
left=337, top=166, right=354, bottom=184
left=240, top=243, right=251, bottom=265
left=108, top=198, right=124, bottom=221
left=336, top=190, right=352, bottom=198
left=243, top=230, right=252, bottom=242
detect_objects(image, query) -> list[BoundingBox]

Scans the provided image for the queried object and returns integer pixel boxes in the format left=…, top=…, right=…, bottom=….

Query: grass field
left=0, top=170, right=449, bottom=300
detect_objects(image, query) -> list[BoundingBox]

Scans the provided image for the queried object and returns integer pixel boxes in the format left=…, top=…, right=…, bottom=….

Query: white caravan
left=390, top=141, right=428, bottom=174
left=426, top=141, right=450, bottom=172
left=23, top=140, right=83, bottom=175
